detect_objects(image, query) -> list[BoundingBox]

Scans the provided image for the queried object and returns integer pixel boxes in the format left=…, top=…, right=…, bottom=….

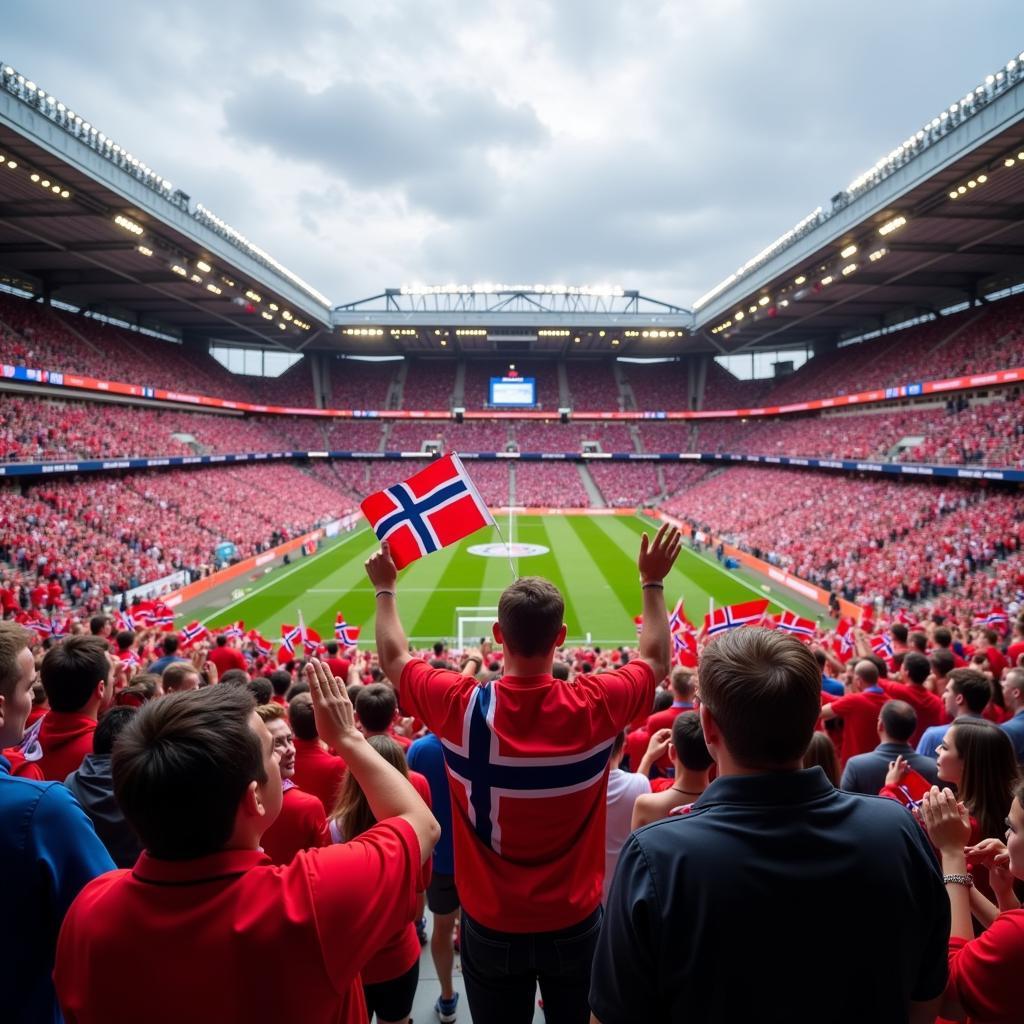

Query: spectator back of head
left=355, top=683, right=397, bottom=734
left=880, top=699, right=917, bottom=743
left=40, top=635, right=110, bottom=713
left=248, top=677, right=272, bottom=705
left=269, top=670, right=291, bottom=698
left=672, top=711, right=712, bottom=771
left=93, top=706, right=138, bottom=756
left=113, top=686, right=264, bottom=860
left=497, top=577, right=564, bottom=656
left=288, top=692, right=317, bottom=740
left=699, top=628, right=821, bottom=768
left=902, top=652, right=930, bottom=686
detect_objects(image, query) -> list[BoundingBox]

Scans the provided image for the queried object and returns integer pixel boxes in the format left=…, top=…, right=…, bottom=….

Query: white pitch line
left=200, top=527, right=371, bottom=625
left=305, top=586, right=509, bottom=594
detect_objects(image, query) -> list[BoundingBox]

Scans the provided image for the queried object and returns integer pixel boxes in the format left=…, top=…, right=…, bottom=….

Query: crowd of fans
left=0, top=463, right=351, bottom=612
left=4, top=523, right=1024, bottom=1024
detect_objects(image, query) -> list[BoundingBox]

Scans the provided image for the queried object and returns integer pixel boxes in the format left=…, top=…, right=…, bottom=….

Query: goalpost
left=455, top=605, right=498, bottom=652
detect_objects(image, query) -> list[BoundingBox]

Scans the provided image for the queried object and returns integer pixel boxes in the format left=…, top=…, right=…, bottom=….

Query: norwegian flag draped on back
left=360, top=453, right=494, bottom=570
left=335, top=613, right=361, bottom=646
left=703, top=599, right=769, bottom=637
left=774, top=610, right=817, bottom=642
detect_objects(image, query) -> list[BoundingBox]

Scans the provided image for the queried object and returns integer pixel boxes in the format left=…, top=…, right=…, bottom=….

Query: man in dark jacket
left=65, top=707, right=142, bottom=868
left=840, top=699, right=940, bottom=795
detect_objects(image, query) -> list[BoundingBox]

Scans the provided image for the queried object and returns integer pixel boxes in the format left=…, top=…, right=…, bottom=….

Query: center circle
left=468, top=542, right=549, bottom=558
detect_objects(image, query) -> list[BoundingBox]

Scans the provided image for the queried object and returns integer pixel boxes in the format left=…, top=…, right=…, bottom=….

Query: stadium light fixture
left=821, top=275, right=834, bottom=286
left=196, top=260, right=212, bottom=273
left=244, top=290, right=262, bottom=303
left=758, top=296, right=770, bottom=306
left=114, top=214, right=144, bottom=236
left=842, top=263, right=857, bottom=276
left=6, top=160, right=16, bottom=169
left=949, top=190, right=960, bottom=199
left=171, top=265, right=187, bottom=276
left=206, top=283, right=221, bottom=295
left=878, top=216, right=906, bottom=236
left=868, top=248, right=887, bottom=262
left=269, top=303, right=279, bottom=311
left=137, top=245, right=153, bottom=257
left=189, top=274, right=202, bottom=284
left=957, top=185, right=967, bottom=194
left=611, top=338, right=620, bottom=346
left=794, top=275, right=806, bottom=285
left=840, top=244, right=857, bottom=259
left=734, top=311, right=744, bottom=321
left=261, top=311, right=273, bottom=320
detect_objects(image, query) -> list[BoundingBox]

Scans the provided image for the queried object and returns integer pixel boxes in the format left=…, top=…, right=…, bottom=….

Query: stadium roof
left=691, top=53, right=1024, bottom=354
left=2, top=54, right=1024, bottom=359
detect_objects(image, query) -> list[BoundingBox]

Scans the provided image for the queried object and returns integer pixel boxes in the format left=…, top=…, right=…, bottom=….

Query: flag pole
left=492, top=515, right=518, bottom=582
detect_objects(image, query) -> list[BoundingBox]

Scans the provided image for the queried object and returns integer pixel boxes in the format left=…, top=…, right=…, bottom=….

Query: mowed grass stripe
left=517, top=516, right=581, bottom=637
left=553, top=516, right=640, bottom=641
left=408, top=532, right=490, bottom=638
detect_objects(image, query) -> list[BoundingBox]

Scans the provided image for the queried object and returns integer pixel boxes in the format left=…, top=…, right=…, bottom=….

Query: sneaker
left=435, top=993, right=459, bottom=1022
left=416, top=917, right=428, bottom=946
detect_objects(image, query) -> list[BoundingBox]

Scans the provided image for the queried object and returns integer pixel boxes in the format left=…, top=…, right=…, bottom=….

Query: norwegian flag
left=360, top=453, right=495, bottom=570
left=870, top=634, right=894, bottom=659
left=832, top=618, right=856, bottom=663
left=25, top=617, right=54, bottom=640
left=673, top=629, right=699, bottom=668
left=48, top=616, right=68, bottom=640
left=668, top=597, right=694, bottom=634
left=179, top=620, right=209, bottom=646
left=222, top=620, right=245, bottom=640
left=775, top=610, right=817, bottom=642
left=280, top=623, right=302, bottom=655
left=975, top=607, right=1010, bottom=632
left=247, top=629, right=274, bottom=657
left=114, top=609, right=136, bottom=632
left=634, top=615, right=643, bottom=638
left=131, top=601, right=157, bottom=626
left=703, top=599, right=770, bottom=637
left=335, top=613, right=361, bottom=646
left=151, top=602, right=175, bottom=630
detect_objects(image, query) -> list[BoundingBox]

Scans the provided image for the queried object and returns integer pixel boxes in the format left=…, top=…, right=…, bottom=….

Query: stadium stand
left=514, top=462, right=590, bottom=507
left=566, top=361, right=621, bottom=409
left=463, top=359, right=560, bottom=410
left=619, top=360, right=691, bottom=411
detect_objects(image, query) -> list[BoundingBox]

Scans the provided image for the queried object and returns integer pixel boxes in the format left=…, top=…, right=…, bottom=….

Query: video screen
left=489, top=376, right=536, bottom=407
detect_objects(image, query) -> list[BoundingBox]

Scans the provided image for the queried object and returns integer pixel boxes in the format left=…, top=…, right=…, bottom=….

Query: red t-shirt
left=259, top=783, right=328, bottom=866
left=324, top=657, right=351, bottom=680
left=13, top=710, right=97, bottom=782
left=826, top=688, right=888, bottom=766
left=947, top=909, right=1024, bottom=1024
left=208, top=645, right=247, bottom=676
left=878, top=681, right=944, bottom=746
left=398, top=657, right=654, bottom=932
left=985, top=647, right=1008, bottom=682
left=1006, top=641, right=1024, bottom=668
left=624, top=728, right=649, bottom=773
left=291, top=737, right=347, bottom=811
left=54, top=820, right=420, bottom=1024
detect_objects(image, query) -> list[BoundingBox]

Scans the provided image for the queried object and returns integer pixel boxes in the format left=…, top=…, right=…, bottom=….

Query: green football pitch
left=193, top=514, right=826, bottom=648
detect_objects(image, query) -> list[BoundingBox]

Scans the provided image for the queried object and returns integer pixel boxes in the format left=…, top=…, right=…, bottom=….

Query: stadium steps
left=628, top=424, right=644, bottom=453
left=557, top=361, right=570, bottom=407
left=451, top=360, right=465, bottom=409
left=47, top=307, right=107, bottom=357
left=388, top=360, right=408, bottom=410
left=614, top=362, right=637, bottom=411
left=508, top=462, right=517, bottom=504
left=577, top=463, right=606, bottom=507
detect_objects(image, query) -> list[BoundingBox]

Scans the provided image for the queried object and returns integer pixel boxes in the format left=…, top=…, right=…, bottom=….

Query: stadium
left=3, top=21, right=1024, bottom=1024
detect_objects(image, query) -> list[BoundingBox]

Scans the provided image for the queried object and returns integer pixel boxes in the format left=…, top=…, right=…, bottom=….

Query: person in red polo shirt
left=819, top=658, right=889, bottom=766
left=54, top=660, right=440, bottom=1024
left=878, top=651, right=944, bottom=747
left=322, top=640, right=352, bottom=681
left=364, top=524, right=681, bottom=1024
left=255, top=702, right=327, bottom=865
left=10, top=635, right=113, bottom=781
left=289, top=691, right=347, bottom=808
left=643, top=666, right=696, bottom=774
left=207, top=634, right=248, bottom=676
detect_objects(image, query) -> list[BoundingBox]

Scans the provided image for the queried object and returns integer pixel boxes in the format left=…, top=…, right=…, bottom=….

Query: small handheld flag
left=703, top=599, right=769, bottom=637
left=774, top=610, right=817, bottom=642
left=335, top=613, right=361, bottom=646
left=360, top=453, right=494, bottom=570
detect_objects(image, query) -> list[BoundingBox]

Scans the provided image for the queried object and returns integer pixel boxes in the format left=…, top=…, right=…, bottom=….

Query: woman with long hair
left=330, top=734, right=431, bottom=1024
left=803, top=731, right=840, bottom=787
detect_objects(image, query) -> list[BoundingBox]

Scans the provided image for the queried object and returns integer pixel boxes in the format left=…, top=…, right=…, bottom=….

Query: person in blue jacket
left=0, top=622, right=115, bottom=1024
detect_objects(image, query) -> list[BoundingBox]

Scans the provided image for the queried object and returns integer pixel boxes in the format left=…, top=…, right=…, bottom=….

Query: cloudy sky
left=4, top=2, right=1021, bottom=308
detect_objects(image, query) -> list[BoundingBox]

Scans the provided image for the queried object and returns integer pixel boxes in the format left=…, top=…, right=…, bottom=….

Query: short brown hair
left=113, top=686, right=265, bottom=860
left=40, top=635, right=110, bottom=712
left=355, top=683, right=397, bottom=733
left=288, top=693, right=318, bottom=740
left=0, top=621, right=31, bottom=698
left=255, top=702, right=286, bottom=723
left=699, top=628, right=821, bottom=768
left=162, top=662, right=199, bottom=693
left=497, top=577, right=564, bottom=657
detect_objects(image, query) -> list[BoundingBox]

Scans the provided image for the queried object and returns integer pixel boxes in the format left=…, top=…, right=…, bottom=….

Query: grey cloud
left=222, top=75, right=547, bottom=218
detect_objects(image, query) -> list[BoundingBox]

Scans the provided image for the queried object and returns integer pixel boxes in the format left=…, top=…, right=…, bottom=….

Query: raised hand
left=884, top=754, right=909, bottom=788
left=365, top=539, right=399, bottom=591
left=305, top=657, right=361, bottom=752
left=919, top=786, right=972, bottom=853
left=638, top=522, right=682, bottom=585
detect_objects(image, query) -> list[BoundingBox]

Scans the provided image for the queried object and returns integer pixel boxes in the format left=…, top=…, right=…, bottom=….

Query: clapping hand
left=964, top=837, right=1016, bottom=904
left=919, top=786, right=972, bottom=853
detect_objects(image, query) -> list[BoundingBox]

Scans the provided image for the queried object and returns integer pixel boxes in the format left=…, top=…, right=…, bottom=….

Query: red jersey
left=398, top=657, right=654, bottom=932
left=259, top=782, right=328, bottom=866
left=878, top=681, right=944, bottom=746
left=624, top=728, right=650, bottom=773
left=54, top=820, right=420, bottom=1024
left=1006, top=641, right=1024, bottom=668
left=985, top=647, right=1008, bottom=682
left=291, top=737, right=346, bottom=810
left=826, top=688, right=888, bottom=766
left=13, top=710, right=96, bottom=781
left=324, top=656, right=351, bottom=680
left=208, top=645, right=247, bottom=676
left=947, top=909, right=1024, bottom=1024
left=645, top=702, right=694, bottom=773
